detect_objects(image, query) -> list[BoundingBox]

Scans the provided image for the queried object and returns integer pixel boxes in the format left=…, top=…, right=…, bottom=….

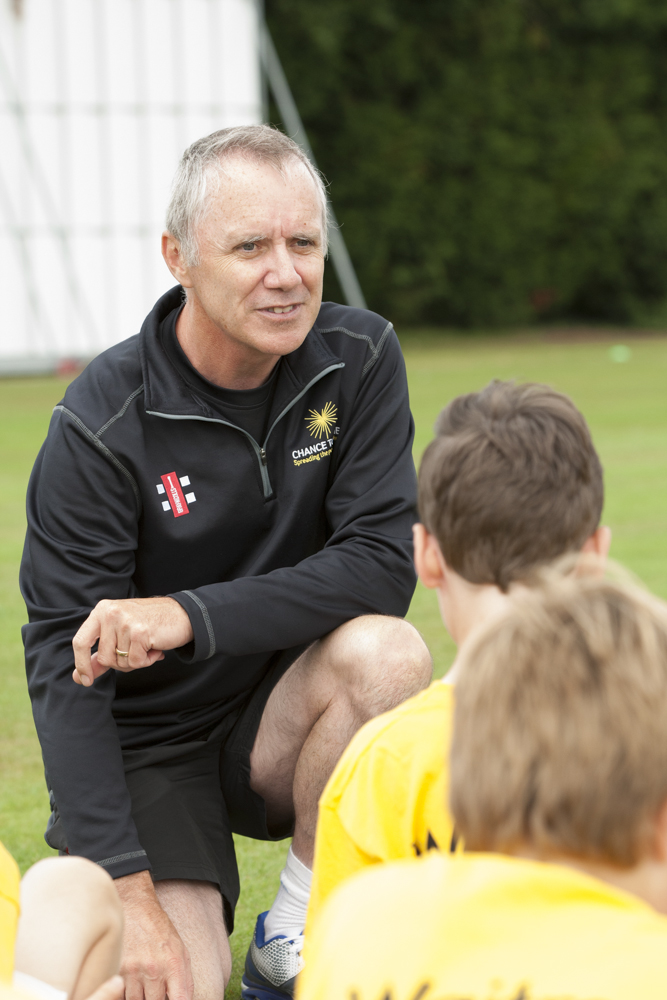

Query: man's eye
left=295, top=239, right=312, bottom=247
left=241, top=242, right=257, bottom=252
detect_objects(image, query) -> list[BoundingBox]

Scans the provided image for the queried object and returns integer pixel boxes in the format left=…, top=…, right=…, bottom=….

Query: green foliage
left=266, top=0, right=667, bottom=326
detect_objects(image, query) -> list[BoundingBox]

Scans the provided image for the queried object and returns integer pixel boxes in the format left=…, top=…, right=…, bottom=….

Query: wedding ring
left=115, top=648, right=129, bottom=657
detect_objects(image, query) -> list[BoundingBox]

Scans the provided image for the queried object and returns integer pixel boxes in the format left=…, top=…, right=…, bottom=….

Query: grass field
left=1, top=332, right=666, bottom=996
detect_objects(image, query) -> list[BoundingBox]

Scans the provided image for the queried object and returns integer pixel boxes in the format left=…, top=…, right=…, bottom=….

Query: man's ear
left=580, top=525, right=612, bottom=563
left=413, top=524, right=447, bottom=590
left=162, top=231, right=194, bottom=288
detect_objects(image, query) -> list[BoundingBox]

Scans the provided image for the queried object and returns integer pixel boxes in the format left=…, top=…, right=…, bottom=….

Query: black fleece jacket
left=20, top=287, right=418, bottom=879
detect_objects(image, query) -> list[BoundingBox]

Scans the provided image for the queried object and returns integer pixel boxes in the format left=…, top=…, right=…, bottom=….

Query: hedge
left=266, top=0, right=667, bottom=326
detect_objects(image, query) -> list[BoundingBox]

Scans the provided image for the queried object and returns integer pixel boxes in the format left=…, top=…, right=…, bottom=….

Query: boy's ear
left=580, top=525, right=612, bottom=562
left=413, top=524, right=447, bottom=590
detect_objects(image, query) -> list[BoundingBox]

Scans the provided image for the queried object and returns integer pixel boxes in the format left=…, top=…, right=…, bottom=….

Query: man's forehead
left=214, top=153, right=318, bottom=201
left=202, top=156, right=323, bottom=236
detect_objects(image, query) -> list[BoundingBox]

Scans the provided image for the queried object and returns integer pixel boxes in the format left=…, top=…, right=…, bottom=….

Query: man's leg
left=117, top=727, right=240, bottom=1000
left=250, top=615, right=433, bottom=867
left=13, top=856, right=123, bottom=1000
left=153, top=881, right=231, bottom=996
left=242, top=616, right=431, bottom=996
left=114, top=873, right=230, bottom=1000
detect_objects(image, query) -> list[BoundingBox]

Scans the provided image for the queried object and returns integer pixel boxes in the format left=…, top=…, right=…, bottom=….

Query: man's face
left=181, top=155, right=325, bottom=358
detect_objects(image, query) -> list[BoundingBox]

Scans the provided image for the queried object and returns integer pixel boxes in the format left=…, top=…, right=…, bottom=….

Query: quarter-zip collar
left=139, top=286, right=344, bottom=421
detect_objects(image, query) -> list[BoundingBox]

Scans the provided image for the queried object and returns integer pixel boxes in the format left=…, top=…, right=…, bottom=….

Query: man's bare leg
left=14, top=856, right=123, bottom=1000
left=250, top=615, right=432, bottom=867
left=154, top=880, right=231, bottom=998
left=115, top=872, right=229, bottom=1000
left=241, top=614, right=431, bottom=978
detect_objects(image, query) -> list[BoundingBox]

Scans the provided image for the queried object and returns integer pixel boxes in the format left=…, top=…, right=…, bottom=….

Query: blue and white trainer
left=241, top=911, right=305, bottom=1000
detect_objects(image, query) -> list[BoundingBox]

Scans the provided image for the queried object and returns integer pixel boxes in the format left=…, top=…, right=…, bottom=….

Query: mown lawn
left=1, top=332, right=666, bottom=995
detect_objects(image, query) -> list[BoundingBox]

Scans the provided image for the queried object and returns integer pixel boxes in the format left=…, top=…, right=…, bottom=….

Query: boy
left=307, top=379, right=610, bottom=926
left=300, top=573, right=667, bottom=999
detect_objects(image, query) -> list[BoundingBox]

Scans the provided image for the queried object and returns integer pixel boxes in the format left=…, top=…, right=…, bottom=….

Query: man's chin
left=251, top=315, right=316, bottom=355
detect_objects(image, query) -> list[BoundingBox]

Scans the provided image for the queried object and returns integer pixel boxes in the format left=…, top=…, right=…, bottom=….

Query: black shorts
left=121, top=645, right=306, bottom=932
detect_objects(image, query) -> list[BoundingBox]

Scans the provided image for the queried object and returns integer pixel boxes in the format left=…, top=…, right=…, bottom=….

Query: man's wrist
left=114, top=869, right=158, bottom=907
left=169, top=590, right=214, bottom=663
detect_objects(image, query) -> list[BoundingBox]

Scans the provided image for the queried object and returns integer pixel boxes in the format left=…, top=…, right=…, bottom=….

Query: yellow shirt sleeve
left=307, top=722, right=412, bottom=934
left=0, top=843, right=21, bottom=983
left=307, top=682, right=456, bottom=934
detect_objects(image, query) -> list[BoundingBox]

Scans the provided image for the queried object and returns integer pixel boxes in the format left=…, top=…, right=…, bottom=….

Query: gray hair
left=165, top=124, right=329, bottom=265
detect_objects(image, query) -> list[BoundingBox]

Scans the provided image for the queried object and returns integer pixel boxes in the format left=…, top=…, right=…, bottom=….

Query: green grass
left=1, top=334, right=666, bottom=996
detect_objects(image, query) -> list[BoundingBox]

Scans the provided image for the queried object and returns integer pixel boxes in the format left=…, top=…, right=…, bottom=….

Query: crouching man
left=20, top=124, right=431, bottom=1000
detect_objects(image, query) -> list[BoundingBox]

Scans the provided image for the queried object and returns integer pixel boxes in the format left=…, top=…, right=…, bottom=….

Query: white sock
left=263, top=845, right=312, bottom=940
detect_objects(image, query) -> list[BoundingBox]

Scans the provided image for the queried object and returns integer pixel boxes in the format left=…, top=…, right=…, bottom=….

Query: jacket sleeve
left=171, top=330, right=418, bottom=660
left=20, top=406, right=149, bottom=879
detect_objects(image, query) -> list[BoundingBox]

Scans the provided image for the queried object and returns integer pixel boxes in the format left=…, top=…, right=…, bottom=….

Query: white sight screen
left=0, top=0, right=262, bottom=365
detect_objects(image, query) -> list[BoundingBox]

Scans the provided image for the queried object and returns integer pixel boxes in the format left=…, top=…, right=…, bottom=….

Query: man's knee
left=324, top=615, right=432, bottom=714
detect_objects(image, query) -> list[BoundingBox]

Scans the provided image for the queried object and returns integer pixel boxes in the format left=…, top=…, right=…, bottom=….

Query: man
left=307, top=380, right=609, bottom=927
left=21, top=125, right=431, bottom=1000
left=300, top=573, right=667, bottom=1000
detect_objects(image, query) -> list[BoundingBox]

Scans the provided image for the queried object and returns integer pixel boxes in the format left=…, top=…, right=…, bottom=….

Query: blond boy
left=307, top=380, right=609, bottom=925
left=300, top=574, right=667, bottom=999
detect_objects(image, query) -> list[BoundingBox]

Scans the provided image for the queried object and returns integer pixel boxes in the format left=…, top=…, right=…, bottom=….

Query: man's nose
left=263, top=244, right=302, bottom=290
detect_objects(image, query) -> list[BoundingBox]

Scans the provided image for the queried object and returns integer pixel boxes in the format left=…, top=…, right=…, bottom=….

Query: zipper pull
left=260, top=447, right=267, bottom=466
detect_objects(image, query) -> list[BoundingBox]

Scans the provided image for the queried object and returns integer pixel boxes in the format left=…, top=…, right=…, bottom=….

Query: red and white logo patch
left=156, top=472, right=196, bottom=517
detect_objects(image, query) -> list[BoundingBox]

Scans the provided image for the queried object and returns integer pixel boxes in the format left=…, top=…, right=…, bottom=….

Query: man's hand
left=72, top=597, right=194, bottom=687
left=115, top=871, right=193, bottom=1000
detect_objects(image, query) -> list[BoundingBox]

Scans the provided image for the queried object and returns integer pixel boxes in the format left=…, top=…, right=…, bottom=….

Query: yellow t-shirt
left=308, top=680, right=455, bottom=931
left=300, top=852, right=667, bottom=1000
left=0, top=842, right=20, bottom=983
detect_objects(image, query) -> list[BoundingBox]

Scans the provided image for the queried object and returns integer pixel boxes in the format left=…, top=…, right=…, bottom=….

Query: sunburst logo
left=305, top=401, right=338, bottom=439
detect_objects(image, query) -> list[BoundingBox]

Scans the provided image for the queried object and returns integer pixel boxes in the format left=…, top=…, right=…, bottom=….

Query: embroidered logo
left=305, top=402, right=337, bottom=439
left=156, top=473, right=196, bottom=517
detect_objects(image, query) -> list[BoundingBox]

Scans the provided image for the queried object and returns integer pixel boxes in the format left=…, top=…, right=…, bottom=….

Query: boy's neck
left=513, top=847, right=667, bottom=916
left=443, top=576, right=513, bottom=648
left=443, top=578, right=513, bottom=683
left=562, top=855, right=667, bottom=916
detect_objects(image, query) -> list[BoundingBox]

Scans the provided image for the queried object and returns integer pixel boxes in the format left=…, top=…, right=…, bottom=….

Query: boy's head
left=416, top=380, right=605, bottom=593
left=450, top=574, right=667, bottom=883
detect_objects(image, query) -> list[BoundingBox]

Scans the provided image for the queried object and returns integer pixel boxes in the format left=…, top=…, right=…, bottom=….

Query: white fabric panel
left=0, top=0, right=262, bottom=362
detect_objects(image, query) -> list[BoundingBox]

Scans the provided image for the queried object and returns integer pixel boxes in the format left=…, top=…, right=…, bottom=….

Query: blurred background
left=268, top=0, right=667, bottom=328
left=7, top=0, right=667, bottom=368
left=1, top=2, right=666, bottom=995
left=0, top=0, right=262, bottom=370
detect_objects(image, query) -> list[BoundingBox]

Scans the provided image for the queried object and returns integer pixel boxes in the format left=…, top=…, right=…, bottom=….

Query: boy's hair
left=450, top=573, right=667, bottom=867
left=418, top=381, right=603, bottom=591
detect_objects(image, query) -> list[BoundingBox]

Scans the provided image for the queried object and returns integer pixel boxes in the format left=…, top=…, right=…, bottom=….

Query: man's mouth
left=261, top=304, right=300, bottom=315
